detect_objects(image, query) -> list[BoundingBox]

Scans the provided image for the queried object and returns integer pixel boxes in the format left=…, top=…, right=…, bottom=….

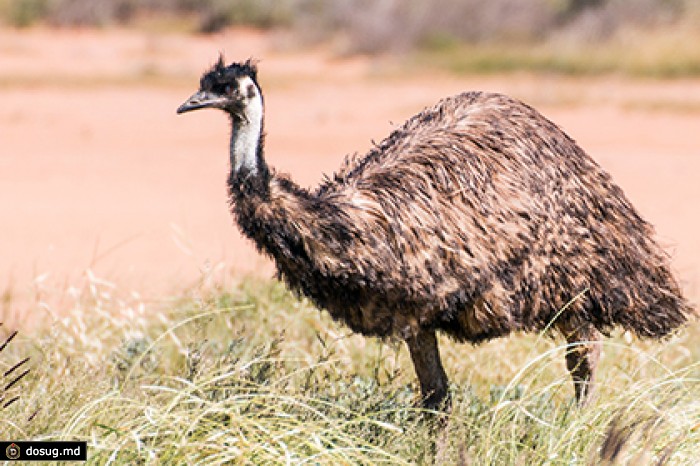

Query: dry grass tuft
left=0, top=275, right=698, bottom=463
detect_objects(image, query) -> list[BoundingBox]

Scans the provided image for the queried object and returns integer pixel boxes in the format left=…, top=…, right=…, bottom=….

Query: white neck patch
left=230, top=76, right=263, bottom=176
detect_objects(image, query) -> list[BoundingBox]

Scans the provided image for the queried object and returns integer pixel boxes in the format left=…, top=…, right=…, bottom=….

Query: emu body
left=178, top=59, right=692, bottom=409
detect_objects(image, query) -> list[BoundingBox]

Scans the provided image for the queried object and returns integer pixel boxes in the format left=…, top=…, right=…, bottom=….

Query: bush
left=1, top=0, right=47, bottom=27
left=198, top=0, right=294, bottom=33
left=46, top=0, right=137, bottom=26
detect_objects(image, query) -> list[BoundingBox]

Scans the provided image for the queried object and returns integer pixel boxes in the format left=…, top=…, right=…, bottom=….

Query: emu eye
left=225, top=84, right=236, bottom=95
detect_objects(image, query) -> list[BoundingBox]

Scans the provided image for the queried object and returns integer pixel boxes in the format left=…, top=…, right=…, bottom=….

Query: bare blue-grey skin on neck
left=229, top=75, right=263, bottom=177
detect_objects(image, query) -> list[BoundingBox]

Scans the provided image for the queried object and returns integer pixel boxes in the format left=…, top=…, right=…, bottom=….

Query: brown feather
left=234, top=92, right=692, bottom=343
left=181, top=62, right=694, bottom=408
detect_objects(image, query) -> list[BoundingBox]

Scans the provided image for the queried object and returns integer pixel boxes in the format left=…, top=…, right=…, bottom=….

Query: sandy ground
left=1, top=28, right=698, bottom=324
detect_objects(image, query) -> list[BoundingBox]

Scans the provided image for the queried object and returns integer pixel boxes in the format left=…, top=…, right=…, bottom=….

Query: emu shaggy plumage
left=178, top=58, right=693, bottom=409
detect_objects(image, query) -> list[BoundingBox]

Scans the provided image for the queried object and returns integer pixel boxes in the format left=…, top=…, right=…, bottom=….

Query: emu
left=178, top=58, right=692, bottom=409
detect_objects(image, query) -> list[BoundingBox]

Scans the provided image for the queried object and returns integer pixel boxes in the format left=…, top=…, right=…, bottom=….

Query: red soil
left=1, top=28, right=698, bottom=323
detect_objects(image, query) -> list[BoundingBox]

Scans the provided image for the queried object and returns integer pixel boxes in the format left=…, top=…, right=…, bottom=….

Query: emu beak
left=176, top=91, right=226, bottom=114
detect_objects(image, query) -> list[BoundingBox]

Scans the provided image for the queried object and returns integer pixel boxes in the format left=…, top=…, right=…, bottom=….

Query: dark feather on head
left=199, top=56, right=259, bottom=94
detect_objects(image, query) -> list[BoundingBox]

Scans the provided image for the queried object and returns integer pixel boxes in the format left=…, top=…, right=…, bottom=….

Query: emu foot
left=420, top=389, right=452, bottom=412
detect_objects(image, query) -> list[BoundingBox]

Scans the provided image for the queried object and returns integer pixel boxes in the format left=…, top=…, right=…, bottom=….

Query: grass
left=1, top=276, right=698, bottom=464
left=413, top=25, right=700, bottom=79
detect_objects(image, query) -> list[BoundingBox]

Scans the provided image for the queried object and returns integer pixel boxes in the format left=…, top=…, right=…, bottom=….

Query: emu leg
left=563, top=326, right=602, bottom=406
left=405, top=329, right=450, bottom=410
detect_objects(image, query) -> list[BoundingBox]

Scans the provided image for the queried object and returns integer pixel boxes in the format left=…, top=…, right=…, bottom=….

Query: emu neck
left=229, top=96, right=266, bottom=182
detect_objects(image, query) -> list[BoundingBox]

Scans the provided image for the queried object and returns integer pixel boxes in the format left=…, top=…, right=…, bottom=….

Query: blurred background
left=3, top=0, right=700, bottom=65
left=1, top=0, right=698, bottom=325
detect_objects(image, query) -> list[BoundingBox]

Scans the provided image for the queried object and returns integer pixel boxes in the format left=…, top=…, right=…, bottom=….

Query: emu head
left=177, top=56, right=261, bottom=122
